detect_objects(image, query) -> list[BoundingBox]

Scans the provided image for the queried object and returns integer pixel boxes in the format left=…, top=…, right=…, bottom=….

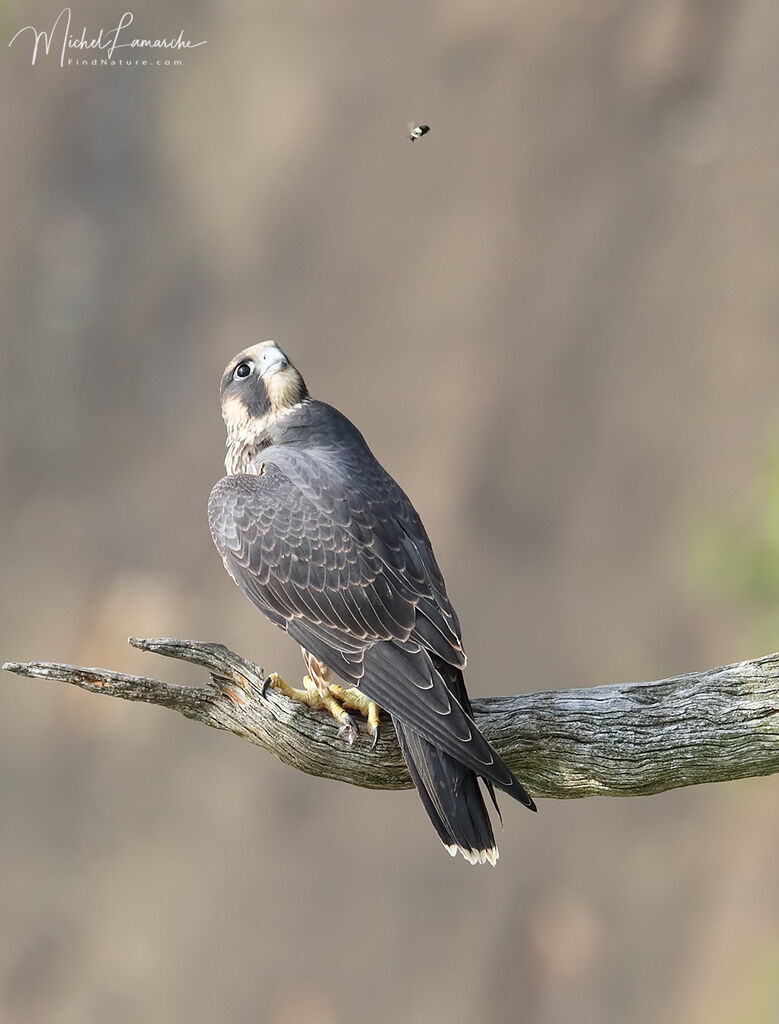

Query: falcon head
left=220, top=341, right=308, bottom=441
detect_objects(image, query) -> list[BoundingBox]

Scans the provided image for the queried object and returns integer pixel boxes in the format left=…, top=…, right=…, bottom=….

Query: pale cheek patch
left=221, top=395, right=271, bottom=442
left=221, top=395, right=248, bottom=426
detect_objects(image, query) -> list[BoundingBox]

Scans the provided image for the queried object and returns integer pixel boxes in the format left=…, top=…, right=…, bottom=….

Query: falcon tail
left=395, top=720, right=502, bottom=866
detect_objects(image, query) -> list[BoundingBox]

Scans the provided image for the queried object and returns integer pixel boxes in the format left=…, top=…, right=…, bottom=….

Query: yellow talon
left=261, top=672, right=366, bottom=744
left=261, top=672, right=310, bottom=703
left=262, top=666, right=380, bottom=746
left=329, top=684, right=381, bottom=747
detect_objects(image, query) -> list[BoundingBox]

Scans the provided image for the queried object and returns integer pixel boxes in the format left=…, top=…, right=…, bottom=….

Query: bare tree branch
left=5, top=638, right=779, bottom=799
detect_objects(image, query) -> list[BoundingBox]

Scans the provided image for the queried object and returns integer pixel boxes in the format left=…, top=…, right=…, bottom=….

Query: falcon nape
left=208, top=341, right=536, bottom=864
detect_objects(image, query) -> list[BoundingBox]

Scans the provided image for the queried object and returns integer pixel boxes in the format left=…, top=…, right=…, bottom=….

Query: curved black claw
left=261, top=674, right=274, bottom=697
left=369, top=722, right=380, bottom=750
left=337, top=714, right=359, bottom=745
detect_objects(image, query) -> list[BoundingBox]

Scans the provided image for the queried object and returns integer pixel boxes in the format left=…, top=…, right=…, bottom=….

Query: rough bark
left=5, top=638, right=779, bottom=799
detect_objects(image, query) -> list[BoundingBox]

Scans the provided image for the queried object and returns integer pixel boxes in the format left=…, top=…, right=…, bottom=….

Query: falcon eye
left=234, top=361, right=252, bottom=380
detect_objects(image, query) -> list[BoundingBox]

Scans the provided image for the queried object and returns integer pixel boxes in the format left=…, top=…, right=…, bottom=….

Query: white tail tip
left=442, top=842, right=499, bottom=866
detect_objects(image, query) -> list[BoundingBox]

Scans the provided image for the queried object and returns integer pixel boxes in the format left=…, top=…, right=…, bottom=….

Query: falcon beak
left=258, top=344, right=289, bottom=379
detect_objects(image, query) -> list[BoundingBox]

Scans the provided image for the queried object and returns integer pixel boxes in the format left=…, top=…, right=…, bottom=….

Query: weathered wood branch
left=4, top=638, right=779, bottom=799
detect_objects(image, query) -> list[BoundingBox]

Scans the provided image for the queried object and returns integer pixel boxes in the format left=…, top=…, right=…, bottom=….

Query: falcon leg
left=329, top=684, right=381, bottom=749
left=261, top=672, right=360, bottom=745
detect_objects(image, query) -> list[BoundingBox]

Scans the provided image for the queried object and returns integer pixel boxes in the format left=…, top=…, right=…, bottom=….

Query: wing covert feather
left=208, top=456, right=484, bottom=759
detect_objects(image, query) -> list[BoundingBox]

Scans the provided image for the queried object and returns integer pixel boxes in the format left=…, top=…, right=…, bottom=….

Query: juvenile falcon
left=208, top=341, right=536, bottom=864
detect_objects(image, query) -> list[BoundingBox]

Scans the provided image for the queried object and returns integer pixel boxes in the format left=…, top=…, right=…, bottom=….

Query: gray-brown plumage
left=208, top=341, right=536, bottom=864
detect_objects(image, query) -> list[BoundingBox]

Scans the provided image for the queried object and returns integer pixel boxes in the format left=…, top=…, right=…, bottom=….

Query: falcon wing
left=208, top=462, right=415, bottom=681
left=208, top=457, right=526, bottom=795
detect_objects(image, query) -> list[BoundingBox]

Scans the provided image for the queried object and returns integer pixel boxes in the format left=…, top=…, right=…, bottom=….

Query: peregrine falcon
left=208, top=341, right=536, bottom=864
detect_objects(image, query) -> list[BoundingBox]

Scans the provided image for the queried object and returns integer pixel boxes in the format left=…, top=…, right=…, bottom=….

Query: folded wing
left=208, top=453, right=533, bottom=804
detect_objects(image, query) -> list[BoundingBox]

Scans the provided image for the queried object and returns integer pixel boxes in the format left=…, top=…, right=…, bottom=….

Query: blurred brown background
left=2, top=0, right=779, bottom=1021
